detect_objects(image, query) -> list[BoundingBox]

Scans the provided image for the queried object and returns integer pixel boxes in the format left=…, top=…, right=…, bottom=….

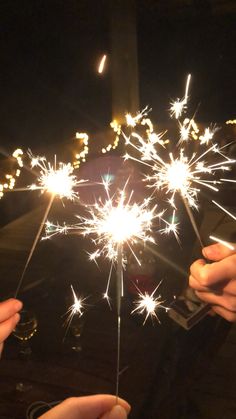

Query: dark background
left=0, top=0, right=235, bottom=152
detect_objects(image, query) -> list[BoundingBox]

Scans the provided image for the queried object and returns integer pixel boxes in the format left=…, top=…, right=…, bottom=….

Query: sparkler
left=45, top=179, right=162, bottom=397
left=14, top=153, right=85, bottom=297
left=123, top=75, right=236, bottom=248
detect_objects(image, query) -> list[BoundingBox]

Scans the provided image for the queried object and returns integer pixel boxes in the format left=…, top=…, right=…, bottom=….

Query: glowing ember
left=98, top=54, right=107, bottom=74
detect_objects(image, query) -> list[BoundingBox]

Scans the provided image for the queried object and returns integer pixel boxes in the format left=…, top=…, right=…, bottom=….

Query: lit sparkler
left=123, top=75, right=236, bottom=247
left=74, top=180, right=160, bottom=397
left=44, top=179, right=163, bottom=397
left=14, top=153, right=85, bottom=297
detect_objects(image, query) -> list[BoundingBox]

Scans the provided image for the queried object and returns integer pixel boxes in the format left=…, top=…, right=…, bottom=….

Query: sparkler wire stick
left=181, top=195, right=204, bottom=249
left=14, top=193, right=55, bottom=297
left=115, top=243, right=123, bottom=400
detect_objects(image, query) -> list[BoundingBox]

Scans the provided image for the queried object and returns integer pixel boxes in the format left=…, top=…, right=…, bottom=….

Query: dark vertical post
left=110, top=0, right=139, bottom=125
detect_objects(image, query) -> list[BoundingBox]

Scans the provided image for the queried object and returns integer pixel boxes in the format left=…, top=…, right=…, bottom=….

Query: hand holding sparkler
left=189, top=242, right=236, bottom=322
left=14, top=153, right=86, bottom=297
left=38, top=395, right=130, bottom=419
left=0, top=299, right=23, bottom=356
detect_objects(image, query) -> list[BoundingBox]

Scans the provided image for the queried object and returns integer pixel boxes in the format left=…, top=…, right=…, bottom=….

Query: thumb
left=203, top=242, right=236, bottom=261
left=101, top=405, right=128, bottom=419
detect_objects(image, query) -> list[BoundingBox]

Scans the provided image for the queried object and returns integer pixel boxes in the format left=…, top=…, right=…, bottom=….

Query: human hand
left=189, top=243, right=236, bottom=321
left=0, top=298, right=23, bottom=355
left=39, top=394, right=131, bottom=419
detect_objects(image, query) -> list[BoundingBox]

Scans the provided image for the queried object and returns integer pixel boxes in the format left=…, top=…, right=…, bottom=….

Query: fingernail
left=109, top=405, right=127, bottom=419
left=14, top=300, right=23, bottom=312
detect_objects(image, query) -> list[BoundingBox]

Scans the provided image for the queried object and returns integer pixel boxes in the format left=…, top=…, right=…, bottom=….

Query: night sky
left=0, top=0, right=235, bottom=152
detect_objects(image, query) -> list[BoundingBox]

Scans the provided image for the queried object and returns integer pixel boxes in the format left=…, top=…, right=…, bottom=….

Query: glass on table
left=69, top=313, right=84, bottom=352
left=13, top=309, right=38, bottom=392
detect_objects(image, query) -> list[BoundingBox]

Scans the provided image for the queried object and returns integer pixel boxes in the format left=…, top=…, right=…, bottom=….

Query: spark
left=170, top=74, right=191, bottom=119
left=67, top=285, right=85, bottom=319
left=43, top=221, right=70, bottom=240
left=199, top=126, right=217, bottom=145
left=159, top=210, right=180, bottom=242
left=209, top=235, right=235, bottom=251
left=212, top=200, right=236, bottom=221
left=28, top=152, right=83, bottom=200
left=63, top=285, right=87, bottom=341
left=131, top=283, right=169, bottom=324
left=98, top=54, right=107, bottom=74
left=125, top=107, right=150, bottom=128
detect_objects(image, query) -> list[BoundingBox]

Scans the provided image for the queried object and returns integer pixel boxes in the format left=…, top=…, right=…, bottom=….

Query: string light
left=0, top=148, right=24, bottom=199
left=73, top=132, right=90, bottom=169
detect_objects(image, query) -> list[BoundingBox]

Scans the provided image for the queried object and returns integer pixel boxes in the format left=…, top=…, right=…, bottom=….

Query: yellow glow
left=226, top=119, right=236, bottom=125
left=166, top=159, right=190, bottom=191
left=132, top=283, right=168, bottom=324
left=98, top=54, right=107, bottom=74
left=41, top=165, right=75, bottom=198
left=170, top=74, right=191, bottom=119
left=45, top=180, right=157, bottom=264
left=0, top=148, right=24, bottom=199
left=29, top=153, right=80, bottom=200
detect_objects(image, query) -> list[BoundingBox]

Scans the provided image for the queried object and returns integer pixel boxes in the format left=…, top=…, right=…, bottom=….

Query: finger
left=189, top=275, right=236, bottom=295
left=203, top=242, right=236, bottom=261
left=190, top=256, right=236, bottom=287
left=101, top=405, right=127, bottom=419
left=39, top=395, right=130, bottom=419
left=0, top=313, right=20, bottom=343
left=0, top=342, right=4, bottom=357
left=189, top=274, right=209, bottom=292
left=195, top=290, right=236, bottom=313
left=212, top=305, right=236, bottom=322
left=0, top=299, right=23, bottom=323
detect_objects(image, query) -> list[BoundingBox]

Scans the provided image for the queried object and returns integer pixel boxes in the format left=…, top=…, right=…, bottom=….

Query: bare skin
left=189, top=242, right=236, bottom=322
left=0, top=298, right=22, bottom=355
left=39, top=395, right=131, bottom=419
